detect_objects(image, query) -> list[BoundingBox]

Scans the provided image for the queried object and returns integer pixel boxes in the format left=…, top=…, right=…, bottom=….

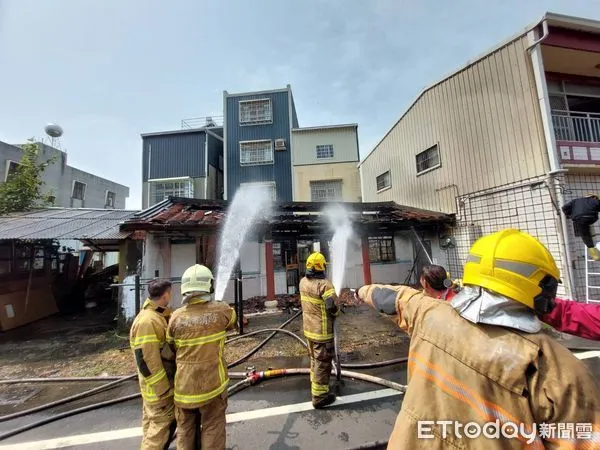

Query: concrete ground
left=0, top=306, right=599, bottom=449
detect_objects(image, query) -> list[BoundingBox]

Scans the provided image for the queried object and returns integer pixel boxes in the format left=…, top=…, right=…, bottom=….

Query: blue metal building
left=141, top=126, right=224, bottom=208
left=223, top=85, right=299, bottom=202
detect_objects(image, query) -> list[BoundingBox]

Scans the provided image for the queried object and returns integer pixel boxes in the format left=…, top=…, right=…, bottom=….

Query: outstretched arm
left=541, top=298, right=600, bottom=340
left=356, top=284, right=425, bottom=335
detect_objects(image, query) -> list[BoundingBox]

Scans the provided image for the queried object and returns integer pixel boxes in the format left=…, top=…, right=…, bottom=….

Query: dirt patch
left=0, top=303, right=405, bottom=379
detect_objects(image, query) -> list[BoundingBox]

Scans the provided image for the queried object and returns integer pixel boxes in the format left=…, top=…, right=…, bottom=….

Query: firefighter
left=356, top=229, right=600, bottom=449
left=300, top=251, right=340, bottom=409
left=419, top=264, right=456, bottom=301
left=129, top=279, right=176, bottom=450
left=167, top=264, right=236, bottom=450
left=562, top=193, right=600, bottom=260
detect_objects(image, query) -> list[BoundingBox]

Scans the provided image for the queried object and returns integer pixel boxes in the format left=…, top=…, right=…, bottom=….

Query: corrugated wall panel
left=360, top=36, right=549, bottom=214
left=291, top=95, right=299, bottom=128
left=142, top=131, right=206, bottom=181
left=206, top=131, right=223, bottom=169
left=225, top=90, right=294, bottom=201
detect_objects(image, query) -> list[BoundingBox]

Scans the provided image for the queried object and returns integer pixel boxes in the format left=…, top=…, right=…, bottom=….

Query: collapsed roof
left=121, top=197, right=455, bottom=238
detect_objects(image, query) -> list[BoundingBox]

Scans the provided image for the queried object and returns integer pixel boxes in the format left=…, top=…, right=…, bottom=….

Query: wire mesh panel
left=558, top=173, right=600, bottom=301
left=445, top=175, right=566, bottom=296
left=444, top=173, right=600, bottom=301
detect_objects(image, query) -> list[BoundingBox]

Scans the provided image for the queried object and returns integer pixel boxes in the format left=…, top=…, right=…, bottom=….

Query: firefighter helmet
left=306, top=252, right=327, bottom=272
left=181, top=264, right=214, bottom=295
left=462, top=229, right=560, bottom=310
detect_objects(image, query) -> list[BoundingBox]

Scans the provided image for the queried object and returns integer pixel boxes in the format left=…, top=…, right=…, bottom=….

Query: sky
left=1, top=0, right=600, bottom=210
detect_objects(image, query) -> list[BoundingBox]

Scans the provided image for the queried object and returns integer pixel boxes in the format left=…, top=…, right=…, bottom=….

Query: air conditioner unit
left=274, top=139, right=286, bottom=151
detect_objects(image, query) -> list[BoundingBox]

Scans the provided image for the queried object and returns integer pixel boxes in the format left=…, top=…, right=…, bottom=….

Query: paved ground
left=0, top=345, right=599, bottom=449
left=0, top=313, right=599, bottom=450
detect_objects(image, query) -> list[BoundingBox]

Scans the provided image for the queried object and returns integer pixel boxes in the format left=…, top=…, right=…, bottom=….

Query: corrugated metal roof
left=0, top=208, right=139, bottom=240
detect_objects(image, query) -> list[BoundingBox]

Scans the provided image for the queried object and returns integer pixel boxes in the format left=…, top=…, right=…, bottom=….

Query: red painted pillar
left=361, top=236, right=372, bottom=285
left=265, top=240, right=275, bottom=301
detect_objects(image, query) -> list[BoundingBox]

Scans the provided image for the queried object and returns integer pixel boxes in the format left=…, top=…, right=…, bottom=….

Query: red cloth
left=541, top=297, right=600, bottom=340
left=432, top=289, right=456, bottom=301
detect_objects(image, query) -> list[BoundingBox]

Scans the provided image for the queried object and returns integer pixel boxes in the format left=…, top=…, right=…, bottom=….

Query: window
left=239, top=99, right=272, bottom=125
left=4, top=161, right=21, bottom=181
left=240, top=140, right=274, bottom=166
left=152, top=179, right=193, bottom=205
left=316, top=144, right=334, bottom=159
left=240, top=181, right=277, bottom=201
left=368, top=237, right=396, bottom=263
left=376, top=171, right=391, bottom=191
left=310, top=180, right=342, bottom=202
left=72, top=181, right=86, bottom=200
left=416, top=145, right=441, bottom=174
left=105, top=191, right=116, bottom=208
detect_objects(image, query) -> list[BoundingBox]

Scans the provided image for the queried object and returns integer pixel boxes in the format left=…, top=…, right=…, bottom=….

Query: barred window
left=416, top=145, right=441, bottom=174
left=369, top=236, right=396, bottom=263
left=239, top=99, right=272, bottom=125
left=310, top=180, right=342, bottom=202
left=152, top=179, right=193, bottom=205
left=105, top=191, right=116, bottom=208
left=5, top=161, right=21, bottom=181
left=240, top=182, right=277, bottom=201
left=376, top=171, right=391, bottom=191
left=316, top=144, right=334, bottom=159
left=240, top=141, right=274, bottom=166
left=72, top=181, right=86, bottom=200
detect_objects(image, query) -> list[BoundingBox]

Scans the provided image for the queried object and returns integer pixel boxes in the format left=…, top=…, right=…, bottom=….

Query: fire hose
left=0, top=367, right=406, bottom=442
left=0, top=311, right=407, bottom=443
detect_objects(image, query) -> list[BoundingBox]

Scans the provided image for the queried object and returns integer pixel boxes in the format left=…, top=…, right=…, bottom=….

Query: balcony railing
left=181, top=116, right=224, bottom=129
left=552, top=110, right=600, bottom=143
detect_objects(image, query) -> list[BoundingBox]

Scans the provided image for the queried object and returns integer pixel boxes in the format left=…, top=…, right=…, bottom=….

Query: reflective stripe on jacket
left=300, top=276, right=339, bottom=342
left=167, top=297, right=236, bottom=409
left=358, top=284, right=600, bottom=449
left=130, top=299, right=174, bottom=404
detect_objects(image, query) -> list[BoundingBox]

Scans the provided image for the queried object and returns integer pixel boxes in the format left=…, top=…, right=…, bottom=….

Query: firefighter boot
left=590, top=247, right=600, bottom=261
left=313, top=393, right=336, bottom=409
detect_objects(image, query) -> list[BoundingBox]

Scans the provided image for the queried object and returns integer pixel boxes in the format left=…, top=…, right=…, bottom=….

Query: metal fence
left=444, top=173, right=600, bottom=301
left=181, top=116, right=224, bottom=129
left=552, top=110, right=600, bottom=143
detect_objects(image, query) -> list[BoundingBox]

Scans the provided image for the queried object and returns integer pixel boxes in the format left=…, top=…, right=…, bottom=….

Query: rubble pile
left=242, top=288, right=361, bottom=314
left=243, top=294, right=301, bottom=313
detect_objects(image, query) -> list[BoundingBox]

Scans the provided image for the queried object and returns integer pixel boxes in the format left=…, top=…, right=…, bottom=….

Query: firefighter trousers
left=141, top=400, right=176, bottom=450
left=574, top=220, right=596, bottom=248
left=175, top=393, right=228, bottom=450
left=308, top=339, right=334, bottom=402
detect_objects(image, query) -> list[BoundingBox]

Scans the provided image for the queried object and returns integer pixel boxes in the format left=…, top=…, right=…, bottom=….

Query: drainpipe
left=527, top=21, right=576, bottom=298
left=147, top=144, right=152, bottom=208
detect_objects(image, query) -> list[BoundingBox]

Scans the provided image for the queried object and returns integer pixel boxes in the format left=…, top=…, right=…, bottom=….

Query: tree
left=0, top=139, right=56, bottom=214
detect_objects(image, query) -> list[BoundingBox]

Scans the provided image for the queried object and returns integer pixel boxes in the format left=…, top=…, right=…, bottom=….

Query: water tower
left=44, top=123, right=63, bottom=150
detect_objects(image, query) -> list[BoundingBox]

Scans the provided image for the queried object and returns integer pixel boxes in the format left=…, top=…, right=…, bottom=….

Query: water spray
left=324, top=204, right=353, bottom=295
left=214, top=185, right=273, bottom=301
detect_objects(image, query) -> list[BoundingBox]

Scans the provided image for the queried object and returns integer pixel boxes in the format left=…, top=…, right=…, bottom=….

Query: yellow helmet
left=306, top=252, right=327, bottom=272
left=181, top=264, right=214, bottom=295
left=586, top=193, right=599, bottom=199
left=463, top=229, right=560, bottom=309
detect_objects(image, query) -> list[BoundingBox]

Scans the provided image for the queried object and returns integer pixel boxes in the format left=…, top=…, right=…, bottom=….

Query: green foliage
left=0, top=139, right=57, bottom=214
